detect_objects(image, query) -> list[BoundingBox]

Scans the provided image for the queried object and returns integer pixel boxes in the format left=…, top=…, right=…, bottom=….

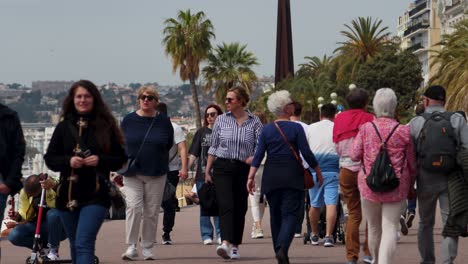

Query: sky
left=0, top=0, right=412, bottom=86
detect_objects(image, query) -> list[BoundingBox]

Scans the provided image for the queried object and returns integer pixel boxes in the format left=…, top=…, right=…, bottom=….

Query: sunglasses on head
left=225, top=97, right=235, bottom=103
left=139, top=95, right=156, bottom=101
left=205, top=112, right=217, bottom=118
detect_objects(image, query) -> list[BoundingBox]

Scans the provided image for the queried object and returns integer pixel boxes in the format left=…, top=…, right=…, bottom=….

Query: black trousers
left=162, top=170, right=180, bottom=234
left=213, top=158, right=249, bottom=245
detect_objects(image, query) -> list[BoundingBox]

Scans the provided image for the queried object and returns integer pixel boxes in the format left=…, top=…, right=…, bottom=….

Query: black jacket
left=0, top=104, right=25, bottom=195
left=44, top=113, right=127, bottom=210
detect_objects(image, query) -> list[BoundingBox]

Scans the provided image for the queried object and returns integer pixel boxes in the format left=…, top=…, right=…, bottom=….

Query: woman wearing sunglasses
left=188, top=104, right=224, bottom=245
left=120, top=86, right=174, bottom=261
left=205, top=86, right=263, bottom=260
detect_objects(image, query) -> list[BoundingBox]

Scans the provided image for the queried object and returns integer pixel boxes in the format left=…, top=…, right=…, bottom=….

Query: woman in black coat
left=45, top=80, right=126, bottom=264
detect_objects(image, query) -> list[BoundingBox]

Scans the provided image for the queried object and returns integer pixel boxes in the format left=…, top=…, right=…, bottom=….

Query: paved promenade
left=1, top=205, right=467, bottom=263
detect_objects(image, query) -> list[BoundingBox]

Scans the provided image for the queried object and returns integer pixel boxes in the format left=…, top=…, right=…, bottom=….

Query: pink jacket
left=351, top=118, right=416, bottom=203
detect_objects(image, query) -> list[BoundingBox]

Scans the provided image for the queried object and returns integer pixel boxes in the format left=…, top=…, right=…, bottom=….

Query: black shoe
left=400, top=215, right=408, bottom=235
left=175, top=206, right=181, bottom=212
left=406, top=213, right=415, bottom=228
left=162, top=233, right=172, bottom=245
left=275, top=248, right=290, bottom=264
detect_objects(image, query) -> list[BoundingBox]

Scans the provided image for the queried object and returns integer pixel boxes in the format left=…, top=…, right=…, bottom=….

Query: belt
left=217, top=158, right=244, bottom=164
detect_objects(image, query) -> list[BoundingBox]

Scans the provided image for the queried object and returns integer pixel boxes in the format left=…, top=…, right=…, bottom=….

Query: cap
left=423, top=85, right=446, bottom=101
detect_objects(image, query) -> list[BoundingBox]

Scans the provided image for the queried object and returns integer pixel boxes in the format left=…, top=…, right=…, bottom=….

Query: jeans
left=266, top=188, right=304, bottom=255
left=162, top=170, right=180, bottom=235
left=0, top=193, right=7, bottom=220
left=58, top=204, right=108, bottom=264
left=196, top=180, right=220, bottom=241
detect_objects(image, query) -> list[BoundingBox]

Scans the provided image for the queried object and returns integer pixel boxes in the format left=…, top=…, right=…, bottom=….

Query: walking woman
left=351, top=88, right=416, bottom=264
left=120, top=86, right=174, bottom=260
left=247, top=90, right=323, bottom=264
left=205, top=86, right=263, bottom=260
left=44, top=80, right=127, bottom=264
left=188, top=104, right=223, bottom=245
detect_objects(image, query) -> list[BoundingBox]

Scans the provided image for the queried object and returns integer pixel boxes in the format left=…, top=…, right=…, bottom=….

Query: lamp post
left=349, top=83, right=356, bottom=91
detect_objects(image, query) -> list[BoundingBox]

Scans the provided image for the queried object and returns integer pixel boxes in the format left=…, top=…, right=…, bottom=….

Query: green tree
left=162, top=9, right=215, bottom=129
left=430, top=19, right=468, bottom=113
left=356, top=45, right=423, bottom=122
left=334, top=17, right=390, bottom=81
left=202, top=42, right=259, bottom=106
left=297, top=55, right=333, bottom=78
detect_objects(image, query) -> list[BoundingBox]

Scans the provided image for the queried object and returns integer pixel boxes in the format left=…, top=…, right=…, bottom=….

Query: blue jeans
left=196, top=180, right=221, bottom=241
left=266, top=188, right=304, bottom=254
left=58, top=204, right=108, bottom=264
left=8, top=209, right=66, bottom=249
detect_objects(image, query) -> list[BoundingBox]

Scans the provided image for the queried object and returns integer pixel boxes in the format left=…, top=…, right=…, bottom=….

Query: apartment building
left=438, top=0, right=468, bottom=34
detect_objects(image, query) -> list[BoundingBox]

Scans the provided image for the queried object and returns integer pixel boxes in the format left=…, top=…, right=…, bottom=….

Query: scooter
left=25, top=173, right=99, bottom=264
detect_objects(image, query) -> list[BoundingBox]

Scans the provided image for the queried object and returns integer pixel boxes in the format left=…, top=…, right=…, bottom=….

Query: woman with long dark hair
left=188, top=104, right=223, bottom=245
left=45, top=80, right=127, bottom=263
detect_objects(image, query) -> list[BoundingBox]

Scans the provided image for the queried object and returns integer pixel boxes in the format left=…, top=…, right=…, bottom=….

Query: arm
left=178, top=141, right=188, bottom=179
left=297, top=127, right=323, bottom=185
left=188, top=154, right=197, bottom=170
left=246, top=119, right=264, bottom=165
left=350, top=127, right=364, bottom=162
left=97, top=132, right=127, bottom=171
left=44, top=122, right=73, bottom=172
left=205, top=154, right=215, bottom=184
left=3, top=113, right=25, bottom=195
left=246, top=166, right=259, bottom=194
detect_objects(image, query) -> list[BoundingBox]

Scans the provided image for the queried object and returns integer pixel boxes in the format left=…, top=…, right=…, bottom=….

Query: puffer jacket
left=0, top=104, right=25, bottom=195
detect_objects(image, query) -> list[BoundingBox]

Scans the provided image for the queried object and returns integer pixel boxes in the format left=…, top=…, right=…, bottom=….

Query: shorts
left=308, top=171, right=339, bottom=208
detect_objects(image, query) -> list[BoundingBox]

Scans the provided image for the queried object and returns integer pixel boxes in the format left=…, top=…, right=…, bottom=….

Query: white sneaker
left=294, top=233, right=302, bottom=238
left=142, top=247, right=155, bottom=260
left=46, top=251, right=59, bottom=261
left=203, top=238, right=213, bottom=245
left=216, top=244, right=230, bottom=259
left=217, top=238, right=222, bottom=245
left=122, top=244, right=138, bottom=260
left=230, top=247, right=240, bottom=260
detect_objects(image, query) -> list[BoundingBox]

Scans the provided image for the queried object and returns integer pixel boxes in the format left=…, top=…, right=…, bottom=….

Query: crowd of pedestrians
left=1, top=81, right=467, bottom=264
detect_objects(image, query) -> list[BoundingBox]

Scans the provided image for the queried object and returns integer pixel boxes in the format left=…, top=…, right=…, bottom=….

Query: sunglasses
left=205, top=112, right=217, bottom=118
left=139, top=95, right=156, bottom=101
left=225, top=97, right=235, bottom=103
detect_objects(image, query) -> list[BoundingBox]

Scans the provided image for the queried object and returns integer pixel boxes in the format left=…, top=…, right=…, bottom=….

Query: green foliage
left=202, top=42, right=259, bottom=106
left=430, top=19, right=468, bottom=113
left=355, top=46, right=423, bottom=122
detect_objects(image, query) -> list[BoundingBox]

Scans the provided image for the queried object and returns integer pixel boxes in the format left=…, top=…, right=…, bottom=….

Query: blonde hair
left=228, top=86, right=250, bottom=107
left=136, top=86, right=159, bottom=102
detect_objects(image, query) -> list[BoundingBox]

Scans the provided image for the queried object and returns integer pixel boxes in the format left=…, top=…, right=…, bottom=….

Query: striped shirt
left=208, top=110, right=263, bottom=161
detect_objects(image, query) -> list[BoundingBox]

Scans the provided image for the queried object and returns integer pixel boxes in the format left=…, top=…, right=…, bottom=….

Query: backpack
left=417, top=111, right=458, bottom=174
left=365, top=122, right=400, bottom=193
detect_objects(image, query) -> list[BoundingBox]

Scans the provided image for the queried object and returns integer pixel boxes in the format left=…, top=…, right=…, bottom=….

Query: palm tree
left=162, top=9, right=215, bottom=129
left=298, top=55, right=333, bottom=78
left=334, top=17, right=390, bottom=81
left=430, top=19, right=468, bottom=113
left=202, top=42, right=259, bottom=106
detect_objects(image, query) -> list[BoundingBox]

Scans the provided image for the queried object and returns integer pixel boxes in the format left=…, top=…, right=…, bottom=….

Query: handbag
left=117, top=116, right=156, bottom=177
left=273, top=121, right=315, bottom=189
left=162, top=181, right=176, bottom=202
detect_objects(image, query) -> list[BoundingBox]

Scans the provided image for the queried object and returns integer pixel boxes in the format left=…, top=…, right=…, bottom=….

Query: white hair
left=267, top=90, right=292, bottom=116
left=373, top=88, right=397, bottom=118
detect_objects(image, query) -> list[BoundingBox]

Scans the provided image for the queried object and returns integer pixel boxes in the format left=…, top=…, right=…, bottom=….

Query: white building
left=437, top=0, right=467, bottom=34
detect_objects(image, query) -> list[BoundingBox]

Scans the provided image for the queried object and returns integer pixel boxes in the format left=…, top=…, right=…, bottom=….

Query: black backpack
left=365, top=122, right=400, bottom=193
left=417, top=111, right=458, bottom=174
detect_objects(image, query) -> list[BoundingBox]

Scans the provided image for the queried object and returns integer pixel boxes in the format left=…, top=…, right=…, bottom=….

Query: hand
left=5, top=221, right=17, bottom=229
left=316, top=172, right=324, bottom=187
left=70, top=156, right=84, bottom=169
left=205, top=172, right=213, bottom=184
left=0, top=183, right=11, bottom=194
left=247, top=178, right=255, bottom=194
left=179, top=169, right=188, bottom=180
left=83, top=155, right=99, bottom=167
left=40, top=178, right=56, bottom=190
left=245, top=156, right=253, bottom=165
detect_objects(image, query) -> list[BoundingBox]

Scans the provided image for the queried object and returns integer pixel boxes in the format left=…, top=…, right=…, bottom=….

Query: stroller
left=25, top=173, right=100, bottom=264
left=303, top=190, right=346, bottom=245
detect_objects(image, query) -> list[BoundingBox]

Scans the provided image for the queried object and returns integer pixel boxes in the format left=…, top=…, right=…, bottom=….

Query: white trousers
left=123, top=174, right=167, bottom=248
left=362, top=198, right=404, bottom=264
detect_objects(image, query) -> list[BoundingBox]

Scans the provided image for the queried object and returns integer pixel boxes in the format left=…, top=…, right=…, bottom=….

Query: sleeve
left=208, top=118, right=221, bottom=155
left=166, top=119, right=174, bottom=150
left=173, top=124, right=186, bottom=145
left=350, top=126, right=364, bottom=162
left=454, top=114, right=468, bottom=150
left=188, top=129, right=202, bottom=157
left=5, top=113, right=25, bottom=195
left=405, top=131, right=417, bottom=183
left=98, top=131, right=128, bottom=171
left=251, top=127, right=267, bottom=168
left=44, top=122, right=73, bottom=172
left=253, top=119, right=264, bottom=149
left=297, top=125, right=318, bottom=168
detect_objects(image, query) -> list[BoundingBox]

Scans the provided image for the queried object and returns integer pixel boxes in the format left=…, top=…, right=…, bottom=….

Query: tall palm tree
left=430, top=19, right=468, bottom=113
left=162, top=9, right=215, bottom=129
left=334, top=17, right=390, bottom=81
left=202, top=42, right=259, bottom=106
left=298, top=55, right=333, bottom=78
